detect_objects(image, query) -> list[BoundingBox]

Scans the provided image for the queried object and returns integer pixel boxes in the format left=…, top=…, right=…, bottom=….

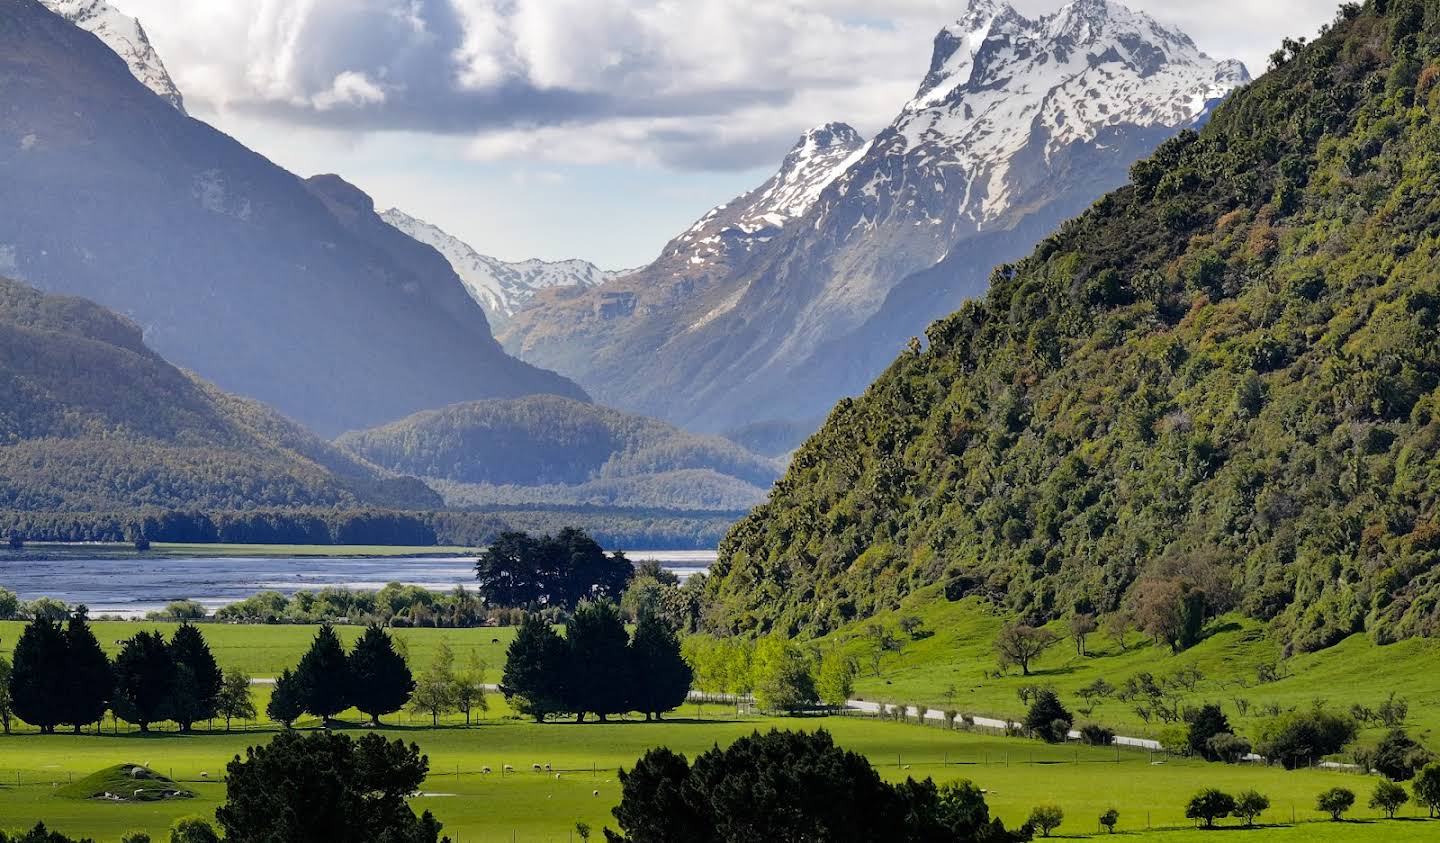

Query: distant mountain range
left=380, top=209, right=627, bottom=326
left=0, top=275, right=438, bottom=511
left=337, top=395, right=782, bottom=512
left=1, top=0, right=585, bottom=438
left=499, top=0, right=1249, bottom=437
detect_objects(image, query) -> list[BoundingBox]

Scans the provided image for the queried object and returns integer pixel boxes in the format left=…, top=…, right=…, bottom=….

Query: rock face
left=0, top=0, right=587, bottom=437
left=40, top=0, right=186, bottom=112
left=499, top=0, right=1248, bottom=435
left=380, top=209, right=624, bottom=326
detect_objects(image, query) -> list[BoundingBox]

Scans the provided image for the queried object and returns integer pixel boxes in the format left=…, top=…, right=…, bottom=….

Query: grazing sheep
left=481, top=767, right=492, bottom=775
left=532, top=764, right=543, bottom=772
left=503, top=765, right=514, bottom=773
left=491, top=638, right=500, bottom=644
left=543, top=763, right=552, bottom=771
left=592, top=790, right=600, bottom=797
left=554, top=773, right=561, bottom=780
left=199, top=772, right=209, bottom=779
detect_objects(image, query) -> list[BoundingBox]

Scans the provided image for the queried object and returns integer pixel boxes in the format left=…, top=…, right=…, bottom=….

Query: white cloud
left=312, top=70, right=389, bottom=110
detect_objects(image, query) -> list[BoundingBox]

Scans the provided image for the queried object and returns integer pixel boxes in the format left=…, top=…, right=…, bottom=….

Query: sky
left=117, top=0, right=1341, bottom=268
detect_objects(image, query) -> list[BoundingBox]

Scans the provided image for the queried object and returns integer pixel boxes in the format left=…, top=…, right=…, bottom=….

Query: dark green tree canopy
left=627, top=614, right=693, bottom=720
left=500, top=614, right=568, bottom=722
left=295, top=625, right=352, bottom=723
left=348, top=624, right=415, bottom=725
left=217, top=730, right=447, bottom=843
left=475, top=529, right=631, bottom=610
left=61, top=610, right=113, bottom=732
left=112, top=630, right=173, bottom=732
left=566, top=601, right=632, bottom=721
left=8, top=617, right=68, bottom=733
left=168, top=623, right=222, bottom=731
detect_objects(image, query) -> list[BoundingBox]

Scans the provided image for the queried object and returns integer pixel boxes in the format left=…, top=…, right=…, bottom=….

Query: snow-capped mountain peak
left=41, top=0, right=186, bottom=112
left=381, top=209, right=623, bottom=324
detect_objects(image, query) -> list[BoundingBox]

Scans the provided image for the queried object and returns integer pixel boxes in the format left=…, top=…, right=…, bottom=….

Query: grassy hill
left=708, top=0, right=1440, bottom=653
left=338, top=395, right=781, bottom=511
left=0, top=276, right=439, bottom=511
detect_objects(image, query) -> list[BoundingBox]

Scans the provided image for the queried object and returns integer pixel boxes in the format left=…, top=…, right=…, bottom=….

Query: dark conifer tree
left=628, top=613, right=693, bottom=721
left=9, top=617, right=67, bottom=733
left=267, top=667, right=304, bottom=728
left=113, top=630, right=175, bottom=732
left=61, top=608, right=112, bottom=733
left=500, top=614, right=567, bottom=722
left=169, top=622, right=223, bottom=731
left=295, top=625, right=352, bottom=725
left=567, top=600, right=631, bottom=721
left=348, top=624, right=414, bottom=726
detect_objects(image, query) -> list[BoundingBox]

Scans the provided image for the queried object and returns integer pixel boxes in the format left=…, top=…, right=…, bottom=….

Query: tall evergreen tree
left=61, top=608, right=112, bottom=733
left=500, top=614, right=567, bottom=722
left=168, top=623, right=223, bottom=731
left=113, top=630, right=175, bottom=732
left=349, top=624, right=414, bottom=726
left=267, top=668, right=303, bottom=729
left=9, top=617, right=67, bottom=733
left=628, top=614, right=692, bottom=721
left=295, top=625, right=352, bottom=725
left=567, top=600, right=631, bottom=721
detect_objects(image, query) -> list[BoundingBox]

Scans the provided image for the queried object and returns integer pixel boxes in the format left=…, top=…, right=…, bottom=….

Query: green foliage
left=1027, top=803, right=1063, bottom=837
left=112, top=631, right=173, bottom=732
left=1234, top=789, right=1270, bottom=826
left=348, top=625, right=415, bottom=725
left=1255, top=708, right=1359, bottom=770
left=1186, top=703, right=1233, bottom=760
left=294, top=625, right=352, bottom=723
left=1373, top=728, right=1434, bottom=780
left=1186, top=789, right=1236, bottom=828
left=61, top=613, right=112, bottom=731
left=215, top=669, right=255, bottom=730
left=1099, top=807, right=1119, bottom=832
left=1370, top=779, right=1409, bottom=818
left=627, top=614, right=692, bottom=720
left=167, top=624, right=222, bottom=731
left=1316, top=786, right=1356, bottom=820
left=216, top=730, right=444, bottom=843
left=167, top=818, right=218, bottom=843
left=1415, top=761, right=1440, bottom=817
left=8, top=617, right=68, bottom=733
left=751, top=642, right=818, bottom=714
left=1023, top=690, right=1072, bottom=743
left=707, top=0, right=1440, bottom=653
left=607, top=729, right=1022, bottom=842
left=566, top=601, right=632, bottom=721
left=501, top=615, right=569, bottom=722
left=265, top=668, right=302, bottom=728
left=409, top=640, right=458, bottom=727
left=816, top=650, right=858, bottom=707
left=474, top=529, right=632, bottom=611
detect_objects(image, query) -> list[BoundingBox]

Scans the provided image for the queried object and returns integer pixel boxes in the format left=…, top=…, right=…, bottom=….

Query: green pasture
left=0, top=623, right=519, bottom=682
left=824, top=596, right=1440, bottom=749
left=0, top=714, right=1428, bottom=842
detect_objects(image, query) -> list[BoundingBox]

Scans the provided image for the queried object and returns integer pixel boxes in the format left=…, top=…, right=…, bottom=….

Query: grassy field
left=819, top=595, right=1440, bottom=751
left=0, top=622, right=519, bottom=683
left=0, top=713, right=1430, bottom=842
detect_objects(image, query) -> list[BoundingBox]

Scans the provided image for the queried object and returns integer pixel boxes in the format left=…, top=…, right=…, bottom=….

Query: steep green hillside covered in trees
left=338, top=395, right=781, bottom=511
left=709, top=0, right=1440, bottom=653
left=0, top=276, right=438, bottom=510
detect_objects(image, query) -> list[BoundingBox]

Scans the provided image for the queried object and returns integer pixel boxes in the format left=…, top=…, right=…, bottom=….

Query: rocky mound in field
left=56, top=765, right=195, bottom=802
left=708, top=1, right=1440, bottom=654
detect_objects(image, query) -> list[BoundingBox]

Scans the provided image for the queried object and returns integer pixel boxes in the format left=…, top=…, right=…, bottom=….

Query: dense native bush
left=706, top=0, right=1440, bottom=653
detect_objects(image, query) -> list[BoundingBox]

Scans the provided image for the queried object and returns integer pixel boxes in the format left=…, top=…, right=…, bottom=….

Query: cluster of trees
left=473, top=529, right=632, bottom=610
left=607, top=729, right=1025, bottom=842
left=214, top=584, right=494, bottom=628
left=502, top=603, right=691, bottom=722
left=267, top=626, right=486, bottom=729
left=1186, top=767, right=1440, bottom=828
left=683, top=634, right=860, bottom=712
left=2, top=613, right=251, bottom=734
left=705, top=0, right=1440, bottom=653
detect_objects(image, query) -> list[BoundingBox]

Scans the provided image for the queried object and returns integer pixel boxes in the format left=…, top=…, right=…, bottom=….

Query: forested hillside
left=338, top=396, right=781, bottom=511
left=0, top=276, right=438, bottom=510
left=709, top=0, right=1440, bottom=654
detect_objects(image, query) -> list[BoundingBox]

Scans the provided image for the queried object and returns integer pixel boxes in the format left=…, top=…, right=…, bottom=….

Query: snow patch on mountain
left=41, top=0, right=185, bottom=112
left=667, top=122, right=867, bottom=269
left=381, top=209, right=624, bottom=322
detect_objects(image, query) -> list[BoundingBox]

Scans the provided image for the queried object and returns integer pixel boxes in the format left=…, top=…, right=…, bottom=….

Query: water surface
left=0, top=549, right=717, bottom=617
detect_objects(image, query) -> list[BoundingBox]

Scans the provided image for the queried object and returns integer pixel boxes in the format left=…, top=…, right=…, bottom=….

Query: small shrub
left=1028, top=804, right=1063, bottom=837
left=1370, top=780, right=1408, bottom=818
left=1205, top=732, right=1252, bottom=764
left=1186, top=789, right=1235, bottom=828
left=1099, top=808, right=1119, bottom=833
left=1080, top=724, right=1115, bottom=746
left=1234, top=790, right=1269, bottom=827
left=1316, top=787, right=1355, bottom=821
left=1374, top=728, right=1434, bottom=781
left=1024, top=690, right=1072, bottom=743
left=169, top=817, right=220, bottom=843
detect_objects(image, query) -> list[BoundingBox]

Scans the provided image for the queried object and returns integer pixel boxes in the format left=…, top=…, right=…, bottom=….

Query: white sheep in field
left=502, top=764, right=515, bottom=773
left=554, top=773, right=561, bottom=780
left=481, top=767, right=492, bottom=775
left=532, top=764, right=542, bottom=772
left=199, top=772, right=209, bottom=779
left=543, top=763, right=552, bottom=771
left=592, top=790, right=600, bottom=797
